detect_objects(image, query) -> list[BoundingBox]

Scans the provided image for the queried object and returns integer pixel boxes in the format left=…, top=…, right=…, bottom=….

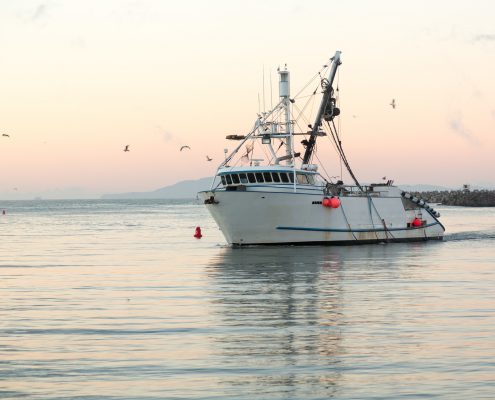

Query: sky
left=1, top=0, right=494, bottom=199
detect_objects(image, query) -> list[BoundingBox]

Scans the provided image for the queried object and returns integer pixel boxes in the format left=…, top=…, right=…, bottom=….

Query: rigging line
left=291, top=102, right=313, bottom=132
left=293, top=82, right=319, bottom=118
left=339, top=201, right=359, bottom=241
left=369, top=197, right=396, bottom=240
left=325, top=135, right=344, bottom=174
left=325, top=121, right=347, bottom=167
left=312, top=151, right=333, bottom=182
left=327, top=120, right=362, bottom=189
left=331, top=119, right=353, bottom=172
left=293, top=93, right=317, bottom=100
left=292, top=64, right=330, bottom=99
left=367, top=195, right=380, bottom=241
left=320, top=118, right=342, bottom=161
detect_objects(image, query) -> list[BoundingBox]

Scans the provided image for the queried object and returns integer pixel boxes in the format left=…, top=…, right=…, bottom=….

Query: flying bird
left=2, top=133, right=10, bottom=137
left=123, top=145, right=130, bottom=152
left=390, top=99, right=396, bottom=109
left=180, top=145, right=190, bottom=151
left=206, top=155, right=212, bottom=162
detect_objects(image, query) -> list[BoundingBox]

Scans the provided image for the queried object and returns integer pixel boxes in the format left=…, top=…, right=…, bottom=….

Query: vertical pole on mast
left=278, top=66, right=292, bottom=165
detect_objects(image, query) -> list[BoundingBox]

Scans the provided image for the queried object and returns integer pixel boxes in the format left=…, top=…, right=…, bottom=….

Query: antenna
left=270, top=68, right=273, bottom=111
left=262, top=65, right=266, bottom=112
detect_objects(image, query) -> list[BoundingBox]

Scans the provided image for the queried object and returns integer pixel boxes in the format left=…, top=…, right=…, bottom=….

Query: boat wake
left=444, top=230, right=495, bottom=242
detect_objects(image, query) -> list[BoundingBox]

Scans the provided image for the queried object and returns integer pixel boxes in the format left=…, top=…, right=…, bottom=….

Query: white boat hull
left=200, top=190, right=444, bottom=245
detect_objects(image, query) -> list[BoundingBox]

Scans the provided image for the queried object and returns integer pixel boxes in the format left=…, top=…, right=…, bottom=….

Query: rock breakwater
left=411, top=190, right=495, bottom=207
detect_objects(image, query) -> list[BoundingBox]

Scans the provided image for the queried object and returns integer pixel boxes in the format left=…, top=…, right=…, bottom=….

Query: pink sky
left=1, top=0, right=494, bottom=199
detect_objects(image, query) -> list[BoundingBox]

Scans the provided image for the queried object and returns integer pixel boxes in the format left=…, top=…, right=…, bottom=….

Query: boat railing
left=325, top=183, right=381, bottom=197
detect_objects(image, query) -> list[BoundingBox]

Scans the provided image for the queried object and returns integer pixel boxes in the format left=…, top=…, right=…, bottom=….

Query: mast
left=278, top=66, right=293, bottom=165
left=302, top=51, right=342, bottom=165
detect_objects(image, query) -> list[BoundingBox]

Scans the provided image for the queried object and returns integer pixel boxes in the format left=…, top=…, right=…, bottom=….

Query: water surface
left=1, top=200, right=494, bottom=399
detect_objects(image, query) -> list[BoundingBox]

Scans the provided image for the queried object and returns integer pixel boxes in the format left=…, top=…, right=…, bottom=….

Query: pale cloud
left=449, top=115, right=479, bottom=145
left=155, top=125, right=174, bottom=142
left=32, top=4, right=46, bottom=21
left=473, top=34, right=495, bottom=42
left=69, top=36, right=87, bottom=49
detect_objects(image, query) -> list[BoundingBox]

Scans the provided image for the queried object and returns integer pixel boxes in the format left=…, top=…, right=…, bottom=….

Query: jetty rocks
left=411, top=190, right=495, bottom=207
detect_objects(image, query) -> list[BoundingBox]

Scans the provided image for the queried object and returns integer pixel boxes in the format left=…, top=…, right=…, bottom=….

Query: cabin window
left=288, top=173, right=295, bottom=183
left=239, top=173, right=248, bottom=184
left=280, top=172, right=289, bottom=183
left=221, top=176, right=226, bottom=186
left=263, top=172, right=273, bottom=183
left=272, top=173, right=281, bottom=183
left=306, top=174, right=315, bottom=185
left=247, top=173, right=256, bottom=183
left=231, top=174, right=240, bottom=184
left=225, top=175, right=232, bottom=185
left=255, top=172, right=264, bottom=183
left=296, top=173, right=309, bottom=184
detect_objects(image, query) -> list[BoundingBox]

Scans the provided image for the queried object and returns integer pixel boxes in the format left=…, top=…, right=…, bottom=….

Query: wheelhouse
left=217, top=168, right=321, bottom=188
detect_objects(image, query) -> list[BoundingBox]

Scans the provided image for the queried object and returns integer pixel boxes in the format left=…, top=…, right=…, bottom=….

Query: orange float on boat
left=329, top=197, right=340, bottom=208
left=412, top=218, right=422, bottom=227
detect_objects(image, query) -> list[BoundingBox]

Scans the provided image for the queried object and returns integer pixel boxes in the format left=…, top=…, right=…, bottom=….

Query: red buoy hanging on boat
left=322, top=198, right=331, bottom=207
left=194, top=226, right=202, bottom=238
left=329, top=197, right=340, bottom=208
left=412, top=218, right=422, bottom=227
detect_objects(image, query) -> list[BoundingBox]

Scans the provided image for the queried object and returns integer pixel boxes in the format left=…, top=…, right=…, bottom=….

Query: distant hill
left=101, top=177, right=213, bottom=199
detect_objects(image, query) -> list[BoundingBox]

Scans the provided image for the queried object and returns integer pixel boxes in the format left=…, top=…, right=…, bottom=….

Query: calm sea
left=1, top=199, right=494, bottom=399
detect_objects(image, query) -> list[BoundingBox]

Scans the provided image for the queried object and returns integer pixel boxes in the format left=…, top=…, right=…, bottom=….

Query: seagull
left=2, top=133, right=9, bottom=137
left=206, top=155, right=212, bottom=161
left=123, top=145, right=130, bottom=152
left=390, top=99, right=396, bottom=109
left=180, top=145, right=190, bottom=151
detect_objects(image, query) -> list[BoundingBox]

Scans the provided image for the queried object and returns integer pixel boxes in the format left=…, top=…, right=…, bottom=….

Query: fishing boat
left=199, top=51, right=445, bottom=245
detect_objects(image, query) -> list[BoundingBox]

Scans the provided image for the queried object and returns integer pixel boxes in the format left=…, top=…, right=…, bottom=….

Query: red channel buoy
left=412, top=218, right=422, bottom=227
left=329, top=197, right=341, bottom=208
left=194, top=226, right=202, bottom=239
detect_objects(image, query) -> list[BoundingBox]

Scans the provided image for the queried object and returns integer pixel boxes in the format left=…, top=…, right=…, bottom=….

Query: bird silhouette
left=180, top=145, right=191, bottom=151
left=390, top=99, right=396, bottom=109
left=123, top=145, right=130, bottom=152
left=2, top=133, right=10, bottom=137
left=206, top=155, right=212, bottom=161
